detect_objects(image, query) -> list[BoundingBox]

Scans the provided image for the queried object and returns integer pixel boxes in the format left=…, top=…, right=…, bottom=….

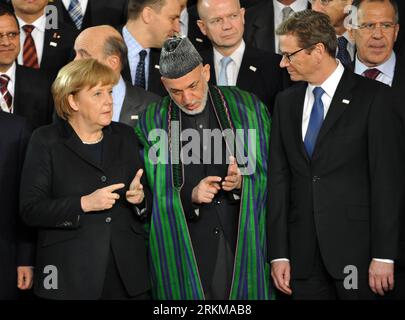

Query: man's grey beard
left=171, top=83, right=209, bottom=116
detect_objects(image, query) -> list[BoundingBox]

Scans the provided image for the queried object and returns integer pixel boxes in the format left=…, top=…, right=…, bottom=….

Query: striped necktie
left=22, top=25, right=39, bottom=69
left=68, top=0, right=84, bottom=30
left=0, top=75, right=13, bottom=111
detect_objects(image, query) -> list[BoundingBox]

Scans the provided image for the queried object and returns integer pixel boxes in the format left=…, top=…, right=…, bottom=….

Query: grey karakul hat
left=159, top=36, right=203, bottom=79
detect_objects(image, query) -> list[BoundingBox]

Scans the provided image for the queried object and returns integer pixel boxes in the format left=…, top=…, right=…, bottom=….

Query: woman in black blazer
left=20, top=59, right=151, bottom=300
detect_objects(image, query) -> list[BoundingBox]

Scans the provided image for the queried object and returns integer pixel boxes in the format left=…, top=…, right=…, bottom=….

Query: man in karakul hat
left=135, top=36, right=272, bottom=300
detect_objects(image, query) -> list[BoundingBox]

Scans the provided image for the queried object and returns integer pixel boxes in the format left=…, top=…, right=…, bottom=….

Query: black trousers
left=291, top=244, right=376, bottom=300
left=100, top=249, right=150, bottom=300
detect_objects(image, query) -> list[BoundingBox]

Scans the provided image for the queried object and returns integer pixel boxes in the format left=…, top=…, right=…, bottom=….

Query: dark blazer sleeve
left=268, top=94, right=290, bottom=261
left=368, top=85, right=402, bottom=259
left=20, top=131, right=83, bottom=230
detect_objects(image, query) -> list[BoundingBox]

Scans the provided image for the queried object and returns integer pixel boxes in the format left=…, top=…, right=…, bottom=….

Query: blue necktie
left=135, top=50, right=147, bottom=89
left=218, top=56, right=232, bottom=85
left=336, top=37, right=352, bottom=67
left=304, top=87, right=325, bottom=157
left=68, top=0, right=83, bottom=30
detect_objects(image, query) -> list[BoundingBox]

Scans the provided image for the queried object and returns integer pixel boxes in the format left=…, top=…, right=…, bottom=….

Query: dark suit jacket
left=14, top=65, right=54, bottom=130
left=0, top=112, right=34, bottom=299
left=187, top=5, right=212, bottom=52
left=244, top=1, right=310, bottom=53
left=119, top=81, right=161, bottom=127
left=19, top=119, right=151, bottom=299
left=121, top=47, right=167, bottom=97
left=268, top=70, right=402, bottom=280
left=39, top=21, right=78, bottom=80
left=53, top=0, right=128, bottom=30
left=200, top=46, right=285, bottom=112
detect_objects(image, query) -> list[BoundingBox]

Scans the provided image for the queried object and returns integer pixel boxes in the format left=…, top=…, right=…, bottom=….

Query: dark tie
left=336, top=37, right=352, bottom=67
left=22, top=25, right=39, bottom=69
left=0, top=74, right=13, bottom=111
left=304, top=87, right=325, bottom=157
left=135, top=50, right=147, bottom=89
left=362, top=68, right=381, bottom=80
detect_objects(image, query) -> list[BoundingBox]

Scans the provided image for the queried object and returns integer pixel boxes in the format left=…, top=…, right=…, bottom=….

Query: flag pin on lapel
left=249, top=66, right=257, bottom=72
left=342, top=99, right=350, bottom=104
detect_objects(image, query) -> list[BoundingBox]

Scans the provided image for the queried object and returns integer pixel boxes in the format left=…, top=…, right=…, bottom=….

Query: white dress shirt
left=62, top=0, right=89, bottom=14
left=180, top=7, right=189, bottom=36
left=272, top=60, right=394, bottom=264
left=273, top=0, right=309, bottom=53
left=354, top=52, right=396, bottom=87
left=0, top=62, right=16, bottom=113
left=112, top=76, right=127, bottom=122
left=17, top=15, right=46, bottom=66
left=213, top=40, right=245, bottom=86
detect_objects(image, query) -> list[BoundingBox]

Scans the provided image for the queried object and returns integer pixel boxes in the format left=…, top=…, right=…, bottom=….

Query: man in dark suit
left=0, top=5, right=53, bottom=129
left=11, top=0, right=78, bottom=80
left=74, top=25, right=160, bottom=128
left=269, top=9, right=402, bottom=299
left=0, top=112, right=34, bottom=299
left=121, top=0, right=181, bottom=96
left=244, top=0, right=309, bottom=54
left=197, top=0, right=285, bottom=113
left=52, top=0, right=129, bottom=31
left=350, top=0, right=405, bottom=299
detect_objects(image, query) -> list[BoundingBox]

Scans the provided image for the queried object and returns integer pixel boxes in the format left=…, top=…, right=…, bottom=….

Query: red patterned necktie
left=363, top=68, right=381, bottom=80
left=0, top=75, right=13, bottom=111
left=22, top=25, right=39, bottom=69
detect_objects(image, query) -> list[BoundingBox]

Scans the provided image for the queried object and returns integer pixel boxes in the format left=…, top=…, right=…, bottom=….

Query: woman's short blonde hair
left=52, top=59, right=119, bottom=120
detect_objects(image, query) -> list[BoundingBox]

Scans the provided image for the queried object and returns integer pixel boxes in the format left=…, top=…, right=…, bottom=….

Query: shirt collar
left=2, top=62, right=16, bottom=83
left=213, top=40, right=245, bottom=67
left=112, top=76, right=126, bottom=98
left=308, top=60, right=345, bottom=99
left=122, top=26, right=150, bottom=54
left=17, top=14, right=46, bottom=32
left=274, top=0, right=308, bottom=15
left=355, top=52, right=396, bottom=78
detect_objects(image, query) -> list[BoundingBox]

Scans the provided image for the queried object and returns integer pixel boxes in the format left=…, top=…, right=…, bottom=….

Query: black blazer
left=121, top=47, right=167, bottom=97
left=187, top=4, right=212, bottom=52
left=200, top=46, right=286, bottom=112
left=14, top=65, right=54, bottom=130
left=39, top=21, right=78, bottom=80
left=244, top=1, right=311, bottom=53
left=0, top=112, right=34, bottom=299
left=52, top=0, right=128, bottom=30
left=19, top=119, right=151, bottom=299
left=268, top=70, right=402, bottom=280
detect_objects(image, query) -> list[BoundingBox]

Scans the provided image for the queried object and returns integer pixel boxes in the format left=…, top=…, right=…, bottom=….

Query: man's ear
left=68, top=94, right=79, bottom=111
left=142, top=6, right=153, bottom=24
left=241, top=8, right=245, bottom=25
left=197, top=19, right=207, bottom=36
left=202, top=64, right=210, bottom=82
left=105, top=55, right=120, bottom=73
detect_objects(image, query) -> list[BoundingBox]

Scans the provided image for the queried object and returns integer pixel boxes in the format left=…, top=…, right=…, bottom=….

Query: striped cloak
left=135, top=85, right=272, bottom=299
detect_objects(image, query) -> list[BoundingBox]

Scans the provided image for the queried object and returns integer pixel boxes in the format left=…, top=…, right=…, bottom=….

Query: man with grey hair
left=74, top=25, right=160, bottom=127
left=135, top=36, right=271, bottom=300
left=268, top=9, right=402, bottom=299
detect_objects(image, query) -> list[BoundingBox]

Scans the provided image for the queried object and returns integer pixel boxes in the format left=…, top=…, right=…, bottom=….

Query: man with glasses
left=268, top=9, right=402, bottom=299
left=0, top=4, right=53, bottom=129
left=310, top=0, right=355, bottom=68
left=350, top=0, right=405, bottom=300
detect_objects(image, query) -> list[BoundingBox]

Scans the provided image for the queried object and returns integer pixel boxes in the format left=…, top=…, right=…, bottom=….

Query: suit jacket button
left=215, top=199, right=221, bottom=205
left=105, top=217, right=112, bottom=223
left=312, top=176, right=319, bottom=182
left=213, top=227, right=220, bottom=235
left=101, top=176, right=107, bottom=182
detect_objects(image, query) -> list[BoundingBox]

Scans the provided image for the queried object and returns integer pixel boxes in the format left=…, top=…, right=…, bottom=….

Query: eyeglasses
left=0, top=31, right=20, bottom=41
left=308, top=0, right=333, bottom=6
left=354, top=22, right=397, bottom=33
left=281, top=44, right=315, bottom=63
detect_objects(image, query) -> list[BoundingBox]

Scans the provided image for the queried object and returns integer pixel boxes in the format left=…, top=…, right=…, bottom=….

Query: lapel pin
left=196, top=38, right=203, bottom=43
left=155, top=65, right=160, bottom=69
left=249, top=66, right=257, bottom=72
left=131, top=115, right=139, bottom=120
left=342, top=99, right=350, bottom=104
left=50, top=41, right=57, bottom=47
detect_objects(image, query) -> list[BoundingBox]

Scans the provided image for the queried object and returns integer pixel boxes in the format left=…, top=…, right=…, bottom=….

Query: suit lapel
left=291, top=84, right=309, bottom=161
left=119, top=82, right=140, bottom=123
left=314, top=70, right=355, bottom=153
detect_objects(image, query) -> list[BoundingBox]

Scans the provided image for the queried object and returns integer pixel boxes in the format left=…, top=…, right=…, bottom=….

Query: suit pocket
left=347, top=205, right=370, bottom=221
left=41, top=229, right=78, bottom=247
left=131, top=222, right=147, bottom=236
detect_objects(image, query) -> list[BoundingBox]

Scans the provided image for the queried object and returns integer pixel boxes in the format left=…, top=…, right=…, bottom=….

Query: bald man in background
left=74, top=25, right=160, bottom=127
